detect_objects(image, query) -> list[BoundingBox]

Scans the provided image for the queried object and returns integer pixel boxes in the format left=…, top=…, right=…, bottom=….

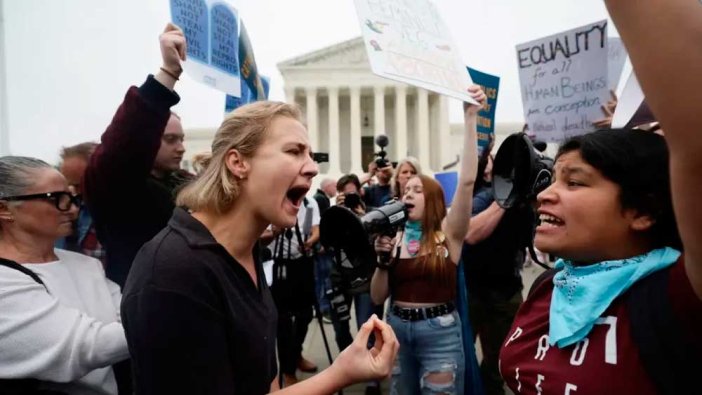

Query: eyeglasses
left=1, top=191, right=82, bottom=212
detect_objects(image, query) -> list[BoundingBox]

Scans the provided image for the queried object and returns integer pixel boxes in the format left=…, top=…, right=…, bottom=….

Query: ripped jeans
left=387, top=308, right=465, bottom=395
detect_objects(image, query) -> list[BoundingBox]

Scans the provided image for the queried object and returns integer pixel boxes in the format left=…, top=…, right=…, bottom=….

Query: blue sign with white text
left=467, top=67, right=500, bottom=156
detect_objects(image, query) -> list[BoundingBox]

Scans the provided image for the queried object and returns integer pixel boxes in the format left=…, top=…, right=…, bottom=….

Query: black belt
left=391, top=302, right=455, bottom=321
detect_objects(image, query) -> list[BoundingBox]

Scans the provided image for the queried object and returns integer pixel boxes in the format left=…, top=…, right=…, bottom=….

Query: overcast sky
left=2, top=0, right=614, bottom=163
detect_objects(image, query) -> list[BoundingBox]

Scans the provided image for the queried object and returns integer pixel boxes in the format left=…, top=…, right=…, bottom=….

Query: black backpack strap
left=527, top=268, right=559, bottom=299
left=0, top=258, right=46, bottom=289
left=626, top=267, right=694, bottom=395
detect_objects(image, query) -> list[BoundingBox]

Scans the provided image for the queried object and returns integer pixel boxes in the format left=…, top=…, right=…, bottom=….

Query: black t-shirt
left=462, top=187, right=533, bottom=300
left=121, top=208, right=278, bottom=395
left=363, top=184, right=392, bottom=210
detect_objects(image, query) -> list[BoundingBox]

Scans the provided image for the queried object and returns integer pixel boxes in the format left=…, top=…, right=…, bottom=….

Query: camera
left=492, top=132, right=553, bottom=209
left=374, top=135, right=390, bottom=168
left=343, top=192, right=362, bottom=210
left=325, top=286, right=351, bottom=321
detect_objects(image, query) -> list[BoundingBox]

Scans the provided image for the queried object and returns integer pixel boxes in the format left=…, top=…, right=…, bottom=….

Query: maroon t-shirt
left=499, top=259, right=702, bottom=394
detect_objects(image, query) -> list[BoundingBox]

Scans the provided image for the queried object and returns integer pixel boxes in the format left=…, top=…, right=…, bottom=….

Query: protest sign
left=225, top=22, right=270, bottom=113
left=611, top=70, right=644, bottom=128
left=353, top=0, right=477, bottom=104
left=607, top=37, right=627, bottom=92
left=170, top=0, right=241, bottom=96
left=467, top=67, right=500, bottom=156
left=434, top=171, right=457, bottom=207
left=517, top=20, right=610, bottom=142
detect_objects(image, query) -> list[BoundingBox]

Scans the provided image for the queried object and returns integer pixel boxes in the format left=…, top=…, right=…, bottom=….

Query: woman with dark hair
left=371, top=86, right=487, bottom=394
left=498, top=1, right=702, bottom=392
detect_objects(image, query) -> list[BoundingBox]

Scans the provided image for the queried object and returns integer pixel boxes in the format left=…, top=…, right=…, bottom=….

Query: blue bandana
left=549, top=247, right=680, bottom=348
left=404, top=220, right=423, bottom=256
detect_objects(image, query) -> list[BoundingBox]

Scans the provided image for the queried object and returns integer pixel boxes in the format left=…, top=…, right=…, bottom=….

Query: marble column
left=417, top=88, right=431, bottom=171
left=304, top=87, right=318, bottom=151
left=439, top=95, right=451, bottom=170
left=350, top=86, right=363, bottom=175
left=328, top=86, right=341, bottom=174
left=395, top=85, right=408, bottom=160
left=284, top=86, right=295, bottom=104
left=373, top=86, right=385, bottom=139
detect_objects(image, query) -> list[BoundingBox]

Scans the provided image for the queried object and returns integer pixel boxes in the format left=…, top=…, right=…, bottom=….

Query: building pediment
left=277, top=37, right=368, bottom=70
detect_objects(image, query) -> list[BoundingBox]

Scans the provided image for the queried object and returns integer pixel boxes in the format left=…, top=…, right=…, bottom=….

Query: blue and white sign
left=170, top=0, right=241, bottom=96
left=467, top=67, right=500, bottom=156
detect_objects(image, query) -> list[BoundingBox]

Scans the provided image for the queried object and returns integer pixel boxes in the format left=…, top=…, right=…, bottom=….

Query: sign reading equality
left=516, top=20, right=610, bottom=142
left=354, top=0, right=477, bottom=104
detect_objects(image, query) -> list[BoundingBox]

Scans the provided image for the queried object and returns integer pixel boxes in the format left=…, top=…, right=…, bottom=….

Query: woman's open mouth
left=286, top=186, right=309, bottom=209
left=537, top=213, right=565, bottom=229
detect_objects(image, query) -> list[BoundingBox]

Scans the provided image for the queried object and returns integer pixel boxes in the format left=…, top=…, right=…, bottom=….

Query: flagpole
left=0, top=0, right=10, bottom=155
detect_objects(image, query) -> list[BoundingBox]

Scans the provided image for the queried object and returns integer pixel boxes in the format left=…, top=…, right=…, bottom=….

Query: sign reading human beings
left=354, top=0, right=477, bottom=104
left=516, top=20, right=610, bottom=142
left=170, top=0, right=242, bottom=97
left=467, top=67, right=500, bottom=156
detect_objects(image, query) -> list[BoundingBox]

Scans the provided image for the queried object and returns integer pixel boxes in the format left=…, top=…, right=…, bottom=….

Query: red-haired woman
left=371, top=87, right=486, bottom=395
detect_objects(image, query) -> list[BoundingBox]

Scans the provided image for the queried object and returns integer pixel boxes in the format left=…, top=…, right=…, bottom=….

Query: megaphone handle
left=377, top=230, right=403, bottom=269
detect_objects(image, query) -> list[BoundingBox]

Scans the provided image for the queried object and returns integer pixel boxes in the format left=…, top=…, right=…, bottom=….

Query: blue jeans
left=387, top=309, right=465, bottom=395
left=314, top=252, right=333, bottom=313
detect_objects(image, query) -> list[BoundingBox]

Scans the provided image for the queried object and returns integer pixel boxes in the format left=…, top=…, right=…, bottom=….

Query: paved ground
left=294, top=264, right=547, bottom=394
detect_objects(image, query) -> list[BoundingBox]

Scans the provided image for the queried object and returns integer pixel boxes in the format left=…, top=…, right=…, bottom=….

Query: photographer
left=328, top=174, right=384, bottom=395
left=362, top=160, right=394, bottom=210
left=461, top=153, right=533, bottom=395
left=266, top=195, right=321, bottom=387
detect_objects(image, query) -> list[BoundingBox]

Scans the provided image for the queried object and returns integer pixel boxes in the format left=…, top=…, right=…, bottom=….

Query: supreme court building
left=183, top=37, right=522, bottom=179
left=278, top=37, right=454, bottom=177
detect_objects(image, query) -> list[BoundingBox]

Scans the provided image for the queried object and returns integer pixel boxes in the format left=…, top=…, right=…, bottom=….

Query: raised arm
left=604, top=0, right=702, bottom=299
left=443, top=87, right=486, bottom=262
left=84, top=24, right=184, bottom=212
left=0, top=272, right=128, bottom=381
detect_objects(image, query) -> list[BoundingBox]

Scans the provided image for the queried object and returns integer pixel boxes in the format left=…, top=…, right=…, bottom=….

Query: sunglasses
left=1, top=191, right=82, bottom=212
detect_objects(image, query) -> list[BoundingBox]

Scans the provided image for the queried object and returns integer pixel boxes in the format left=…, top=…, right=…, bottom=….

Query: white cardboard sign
left=517, top=20, right=610, bottom=142
left=354, top=0, right=476, bottom=104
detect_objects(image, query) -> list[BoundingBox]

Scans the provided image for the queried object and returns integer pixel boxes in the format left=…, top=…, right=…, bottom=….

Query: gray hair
left=0, top=156, right=52, bottom=198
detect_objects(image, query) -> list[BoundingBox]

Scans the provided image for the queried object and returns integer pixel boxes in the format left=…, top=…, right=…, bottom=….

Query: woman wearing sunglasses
left=0, top=156, right=129, bottom=395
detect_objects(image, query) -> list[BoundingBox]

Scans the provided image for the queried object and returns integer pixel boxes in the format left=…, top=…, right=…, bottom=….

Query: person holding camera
left=362, top=160, right=394, bottom=210
left=265, top=193, right=321, bottom=387
left=329, top=174, right=384, bottom=395
left=371, top=86, right=487, bottom=394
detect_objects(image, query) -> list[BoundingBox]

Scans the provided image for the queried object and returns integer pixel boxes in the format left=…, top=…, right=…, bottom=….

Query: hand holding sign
left=464, top=85, right=488, bottom=117
left=156, top=23, right=187, bottom=89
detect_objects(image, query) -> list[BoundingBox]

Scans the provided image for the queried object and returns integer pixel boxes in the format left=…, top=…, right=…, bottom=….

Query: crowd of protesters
left=2, top=1, right=702, bottom=394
